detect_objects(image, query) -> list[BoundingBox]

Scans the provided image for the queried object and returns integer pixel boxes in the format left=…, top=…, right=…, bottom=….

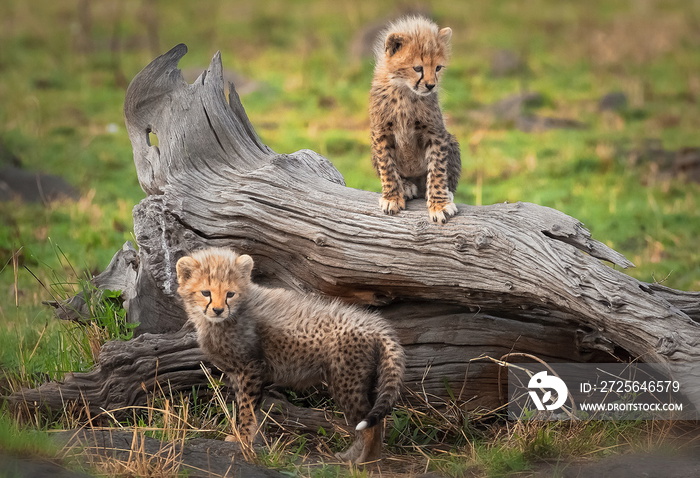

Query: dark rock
left=54, top=429, right=285, bottom=478
left=629, top=140, right=700, bottom=184
left=532, top=451, right=700, bottom=478
left=598, top=91, right=628, bottom=111
left=0, top=452, right=93, bottom=478
left=0, top=165, right=80, bottom=203
left=468, top=92, right=585, bottom=132
left=349, top=19, right=386, bottom=61
left=468, top=92, right=544, bottom=124
left=516, top=114, right=586, bottom=133
left=490, top=92, right=544, bottom=121
left=0, top=141, right=22, bottom=167
left=673, top=147, right=700, bottom=183
left=628, top=138, right=673, bottom=166
left=490, top=49, right=527, bottom=77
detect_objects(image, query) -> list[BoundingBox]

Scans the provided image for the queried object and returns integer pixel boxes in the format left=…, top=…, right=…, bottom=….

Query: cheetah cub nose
left=212, top=307, right=225, bottom=316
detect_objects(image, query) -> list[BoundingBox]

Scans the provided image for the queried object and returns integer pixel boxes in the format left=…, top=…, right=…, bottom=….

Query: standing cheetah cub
left=370, top=15, right=461, bottom=224
left=176, top=248, right=405, bottom=464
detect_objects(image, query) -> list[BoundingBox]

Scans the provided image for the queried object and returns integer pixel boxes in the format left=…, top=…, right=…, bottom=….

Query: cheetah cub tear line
left=176, top=248, right=405, bottom=464
left=370, top=16, right=462, bottom=224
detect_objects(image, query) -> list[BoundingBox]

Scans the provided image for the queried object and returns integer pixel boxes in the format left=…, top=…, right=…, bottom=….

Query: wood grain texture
left=9, top=303, right=612, bottom=421
left=11, top=43, right=700, bottom=420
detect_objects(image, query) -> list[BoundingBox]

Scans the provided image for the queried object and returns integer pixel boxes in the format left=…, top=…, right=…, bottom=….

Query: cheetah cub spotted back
left=176, top=248, right=405, bottom=464
left=370, top=15, right=462, bottom=223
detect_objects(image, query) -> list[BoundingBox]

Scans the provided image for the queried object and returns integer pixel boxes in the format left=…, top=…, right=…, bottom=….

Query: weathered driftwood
left=10, top=44, right=700, bottom=421
left=11, top=303, right=615, bottom=420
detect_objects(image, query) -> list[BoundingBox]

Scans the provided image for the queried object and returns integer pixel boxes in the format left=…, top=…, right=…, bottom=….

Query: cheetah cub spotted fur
left=176, top=248, right=405, bottom=464
left=370, top=15, right=462, bottom=224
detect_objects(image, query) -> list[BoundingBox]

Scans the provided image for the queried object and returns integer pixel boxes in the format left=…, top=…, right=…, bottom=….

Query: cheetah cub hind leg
left=402, top=179, right=419, bottom=200
left=335, top=426, right=383, bottom=464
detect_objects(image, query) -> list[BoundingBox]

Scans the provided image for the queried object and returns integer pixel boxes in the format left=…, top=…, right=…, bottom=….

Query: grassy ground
left=1, top=0, right=699, bottom=476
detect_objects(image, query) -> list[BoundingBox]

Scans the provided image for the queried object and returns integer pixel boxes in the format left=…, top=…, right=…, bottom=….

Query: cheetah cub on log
left=370, top=15, right=461, bottom=224
left=176, top=248, right=405, bottom=464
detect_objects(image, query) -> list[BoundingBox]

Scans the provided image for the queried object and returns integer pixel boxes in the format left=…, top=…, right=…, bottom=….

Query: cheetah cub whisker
left=176, top=247, right=406, bottom=464
left=370, top=15, right=462, bottom=224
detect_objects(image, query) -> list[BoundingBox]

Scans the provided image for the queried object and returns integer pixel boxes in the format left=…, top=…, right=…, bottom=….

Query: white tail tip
left=355, top=420, right=368, bottom=431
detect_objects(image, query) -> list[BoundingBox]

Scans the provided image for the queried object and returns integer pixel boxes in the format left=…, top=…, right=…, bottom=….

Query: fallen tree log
left=10, top=44, right=700, bottom=423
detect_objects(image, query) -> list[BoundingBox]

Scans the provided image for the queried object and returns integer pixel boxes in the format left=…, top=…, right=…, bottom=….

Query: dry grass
left=6, top=356, right=698, bottom=478
left=65, top=428, right=187, bottom=478
left=51, top=389, right=228, bottom=477
left=4, top=304, right=697, bottom=478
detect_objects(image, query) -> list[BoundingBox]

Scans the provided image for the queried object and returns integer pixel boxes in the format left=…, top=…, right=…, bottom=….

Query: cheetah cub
left=176, top=248, right=405, bottom=464
left=370, top=15, right=461, bottom=224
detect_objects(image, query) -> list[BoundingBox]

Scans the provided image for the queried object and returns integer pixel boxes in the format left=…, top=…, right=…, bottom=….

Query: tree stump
left=10, top=44, right=700, bottom=426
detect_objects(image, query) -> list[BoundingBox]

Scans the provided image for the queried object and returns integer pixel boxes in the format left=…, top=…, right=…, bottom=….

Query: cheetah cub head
left=176, top=248, right=254, bottom=323
left=375, top=16, right=452, bottom=97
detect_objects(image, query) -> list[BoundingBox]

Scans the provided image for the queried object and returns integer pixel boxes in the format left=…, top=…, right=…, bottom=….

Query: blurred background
left=0, top=0, right=699, bottom=381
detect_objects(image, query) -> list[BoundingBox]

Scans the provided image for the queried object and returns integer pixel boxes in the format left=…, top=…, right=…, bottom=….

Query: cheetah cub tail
left=355, top=334, right=406, bottom=431
left=355, top=420, right=369, bottom=431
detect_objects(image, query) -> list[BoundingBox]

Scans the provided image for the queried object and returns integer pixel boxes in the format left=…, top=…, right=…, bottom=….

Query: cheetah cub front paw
left=379, top=195, right=406, bottom=216
left=428, top=202, right=458, bottom=224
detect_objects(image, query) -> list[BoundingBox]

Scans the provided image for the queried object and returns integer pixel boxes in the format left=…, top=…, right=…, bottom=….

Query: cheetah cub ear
left=176, top=256, right=200, bottom=284
left=234, top=254, right=254, bottom=284
left=385, top=33, right=404, bottom=56
left=438, top=27, right=452, bottom=44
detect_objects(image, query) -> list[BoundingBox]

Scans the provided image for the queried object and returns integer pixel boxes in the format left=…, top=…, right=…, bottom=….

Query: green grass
left=0, top=0, right=699, bottom=475
left=0, top=411, right=57, bottom=458
left=423, top=419, right=681, bottom=478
